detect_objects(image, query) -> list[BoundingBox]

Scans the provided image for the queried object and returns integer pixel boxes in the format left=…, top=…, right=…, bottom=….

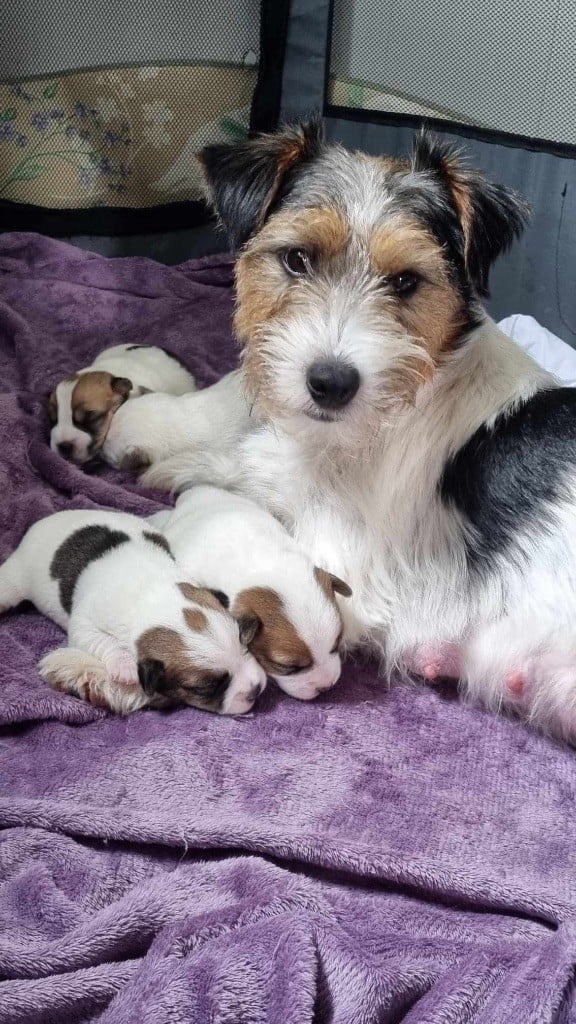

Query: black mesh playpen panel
left=0, top=0, right=260, bottom=224
left=327, top=0, right=576, bottom=149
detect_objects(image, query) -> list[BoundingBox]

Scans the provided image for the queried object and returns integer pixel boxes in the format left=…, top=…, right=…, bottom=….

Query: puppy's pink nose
left=307, top=361, right=360, bottom=410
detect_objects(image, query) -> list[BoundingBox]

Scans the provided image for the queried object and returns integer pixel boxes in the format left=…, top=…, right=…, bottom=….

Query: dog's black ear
left=111, top=376, right=133, bottom=402
left=208, top=589, right=230, bottom=609
left=238, top=614, right=262, bottom=647
left=138, top=658, right=167, bottom=696
left=198, top=118, right=324, bottom=250
left=412, top=130, right=529, bottom=296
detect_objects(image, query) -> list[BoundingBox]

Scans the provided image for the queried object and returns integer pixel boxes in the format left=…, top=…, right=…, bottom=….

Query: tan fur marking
left=71, top=371, right=129, bottom=450
left=138, top=625, right=189, bottom=665
left=235, top=207, right=348, bottom=406
left=71, top=372, right=121, bottom=411
left=430, top=150, right=476, bottom=268
left=233, top=586, right=312, bottom=672
left=137, top=626, right=220, bottom=709
left=369, top=216, right=468, bottom=392
left=183, top=607, right=208, bottom=633
left=178, top=582, right=223, bottom=611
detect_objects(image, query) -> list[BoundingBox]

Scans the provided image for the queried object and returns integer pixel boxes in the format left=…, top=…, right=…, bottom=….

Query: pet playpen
left=3, top=8, right=576, bottom=1021
left=1, top=0, right=575, bottom=337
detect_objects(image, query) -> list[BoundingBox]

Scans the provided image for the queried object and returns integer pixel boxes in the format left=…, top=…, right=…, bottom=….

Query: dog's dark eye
left=389, top=271, right=420, bottom=297
left=282, top=248, right=311, bottom=278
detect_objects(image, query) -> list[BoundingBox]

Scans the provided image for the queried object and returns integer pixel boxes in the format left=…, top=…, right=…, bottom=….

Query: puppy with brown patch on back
left=0, top=508, right=265, bottom=716
left=149, top=486, right=351, bottom=701
left=47, top=343, right=196, bottom=465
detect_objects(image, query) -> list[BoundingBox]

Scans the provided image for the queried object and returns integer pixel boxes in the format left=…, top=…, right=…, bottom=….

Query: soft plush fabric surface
left=1, top=233, right=576, bottom=1024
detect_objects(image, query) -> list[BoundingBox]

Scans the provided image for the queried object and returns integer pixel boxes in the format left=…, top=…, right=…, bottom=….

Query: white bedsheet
left=499, top=314, right=576, bottom=386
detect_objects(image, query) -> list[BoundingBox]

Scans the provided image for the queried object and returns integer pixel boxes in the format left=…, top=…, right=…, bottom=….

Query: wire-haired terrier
left=112, top=119, right=576, bottom=743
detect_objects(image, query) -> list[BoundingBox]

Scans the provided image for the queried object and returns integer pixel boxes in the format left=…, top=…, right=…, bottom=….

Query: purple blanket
left=1, top=233, right=576, bottom=1024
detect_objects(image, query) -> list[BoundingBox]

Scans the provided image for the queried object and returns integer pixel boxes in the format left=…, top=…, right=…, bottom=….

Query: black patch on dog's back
left=440, top=387, right=576, bottom=570
left=50, top=525, right=130, bottom=613
left=143, top=531, right=174, bottom=558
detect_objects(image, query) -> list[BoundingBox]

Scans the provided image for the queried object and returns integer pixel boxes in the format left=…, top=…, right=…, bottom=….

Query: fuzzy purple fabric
left=1, top=233, right=576, bottom=1024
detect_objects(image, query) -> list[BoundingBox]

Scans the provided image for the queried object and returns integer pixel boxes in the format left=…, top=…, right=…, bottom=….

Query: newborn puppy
left=47, top=344, right=196, bottom=465
left=0, top=509, right=265, bottom=715
left=150, top=486, right=352, bottom=700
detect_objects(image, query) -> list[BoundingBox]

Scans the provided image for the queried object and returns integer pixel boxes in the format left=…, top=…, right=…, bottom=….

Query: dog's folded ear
left=238, top=614, right=262, bottom=647
left=315, top=566, right=353, bottom=599
left=326, top=572, right=352, bottom=598
left=138, top=658, right=167, bottom=696
left=198, top=117, right=324, bottom=250
left=411, top=131, right=530, bottom=296
left=111, top=376, right=133, bottom=403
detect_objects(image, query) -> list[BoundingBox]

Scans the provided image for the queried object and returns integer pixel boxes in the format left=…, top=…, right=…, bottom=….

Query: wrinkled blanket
left=1, top=233, right=576, bottom=1024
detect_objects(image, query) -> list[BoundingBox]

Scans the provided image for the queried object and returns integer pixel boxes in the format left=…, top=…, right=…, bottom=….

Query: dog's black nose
left=307, top=361, right=360, bottom=410
left=57, top=442, right=74, bottom=459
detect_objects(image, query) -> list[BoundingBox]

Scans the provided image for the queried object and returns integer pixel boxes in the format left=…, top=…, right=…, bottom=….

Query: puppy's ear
left=208, top=589, right=230, bottom=609
left=411, top=131, right=529, bottom=296
left=238, top=614, right=262, bottom=647
left=315, top=566, right=353, bottom=599
left=198, top=117, right=324, bottom=250
left=46, top=388, right=58, bottom=424
left=138, top=658, right=167, bottom=696
left=111, top=376, right=133, bottom=403
left=327, top=572, right=352, bottom=598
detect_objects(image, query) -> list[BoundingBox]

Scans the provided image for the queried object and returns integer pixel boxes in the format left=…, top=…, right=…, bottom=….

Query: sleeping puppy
left=149, top=486, right=352, bottom=700
left=47, top=344, right=196, bottom=466
left=0, top=509, right=266, bottom=715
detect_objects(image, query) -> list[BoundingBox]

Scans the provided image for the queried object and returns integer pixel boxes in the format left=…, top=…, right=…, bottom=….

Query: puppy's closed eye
left=79, top=410, right=107, bottom=432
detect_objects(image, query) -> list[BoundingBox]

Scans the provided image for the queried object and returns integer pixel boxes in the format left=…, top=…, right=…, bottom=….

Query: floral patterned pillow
left=0, top=62, right=255, bottom=209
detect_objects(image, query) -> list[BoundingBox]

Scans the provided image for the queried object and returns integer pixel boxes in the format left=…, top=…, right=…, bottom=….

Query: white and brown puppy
left=47, top=344, right=196, bottom=465
left=0, top=509, right=265, bottom=715
left=134, top=120, right=576, bottom=743
left=149, top=486, right=351, bottom=700
left=103, top=368, right=254, bottom=473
